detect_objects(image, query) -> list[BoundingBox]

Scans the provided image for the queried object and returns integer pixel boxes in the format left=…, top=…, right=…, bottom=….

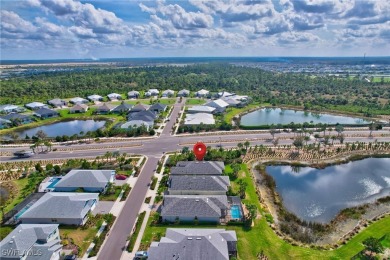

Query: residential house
left=144, top=89, right=159, bottom=97
left=69, top=97, right=88, bottom=104
left=0, top=104, right=24, bottom=114
left=127, top=110, right=157, bottom=122
left=127, top=91, right=140, bottom=99
left=0, top=113, right=33, bottom=125
left=0, top=224, right=62, bottom=260
left=18, top=192, right=99, bottom=225
left=87, top=94, right=103, bottom=102
left=168, top=175, right=230, bottom=195
left=129, top=103, right=150, bottom=113
left=187, top=105, right=215, bottom=114
left=195, top=89, right=209, bottom=97
left=161, top=195, right=229, bottom=223
left=25, top=102, right=47, bottom=110
left=170, top=161, right=225, bottom=176
left=95, top=103, right=115, bottom=114
left=69, top=104, right=88, bottom=113
left=0, top=118, right=11, bottom=129
left=184, top=113, right=215, bottom=126
left=147, top=228, right=237, bottom=260
left=177, top=89, right=190, bottom=97
left=162, top=89, right=175, bottom=97
left=149, top=103, right=167, bottom=113
left=221, top=95, right=248, bottom=107
left=217, top=91, right=235, bottom=98
left=205, top=99, right=229, bottom=113
left=121, top=120, right=153, bottom=130
left=107, top=93, right=122, bottom=101
left=51, top=170, right=115, bottom=193
left=111, top=101, right=133, bottom=114
left=221, top=97, right=241, bottom=107
left=48, top=98, right=67, bottom=108
left=34, top=108, right=59, bottom=119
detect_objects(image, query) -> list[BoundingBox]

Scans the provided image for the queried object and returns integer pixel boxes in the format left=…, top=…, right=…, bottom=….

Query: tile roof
left=161, top=195, right=228, bottom=219
left=170, top=161, right=225, bottom=175
left=169, top=175, right=230, bottom=193
left=148, top=228, right=237, bottom=260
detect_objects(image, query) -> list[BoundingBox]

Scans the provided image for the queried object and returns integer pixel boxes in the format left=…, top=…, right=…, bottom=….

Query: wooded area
left=2, top=64, right=389, bottom=115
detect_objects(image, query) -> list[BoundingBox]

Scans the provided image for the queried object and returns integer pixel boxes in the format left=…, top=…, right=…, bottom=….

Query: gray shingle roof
left=34, top=107, right=58, bottom=117
left=0, top=224, right=59, bottom=260
left=161, top=195, right=228, bottom=218
left=112, top=102, right=133, bottom=113
left=148, top=228, right=237, bottom=260
left=169, top=176, right=230, bottom=193
left=170, top=161, right=225, bottom=175
left=0, top=113, right=31, bottom=121
left=149, top=103, right=167, bottom=111
left=130, top=103, right=150, bottom=112
left=127, top=110, right=157, bottom=121
left=54, top=169, right=113, bottom=189
left=19, top=193, right=98, bottom=220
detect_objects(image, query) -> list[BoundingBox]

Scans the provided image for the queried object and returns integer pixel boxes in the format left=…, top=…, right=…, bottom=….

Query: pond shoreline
left=249, top=154, right=390, bottom=248
left=238, top=105, right=382, bottom=128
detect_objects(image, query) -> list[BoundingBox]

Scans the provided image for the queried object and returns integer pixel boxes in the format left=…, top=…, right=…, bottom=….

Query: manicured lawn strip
left=139, top=163, right=390, bottom=259
left=99, top=186, right=122, bottom=201
left=59, top=226, right=97, bottom=256
left=150, top=177, right=158, bottom=190
left=120, top=184, right=132, bottom=201
left=186, top=98, right=206, bottom=105
left=224, top=103, right=266, bottom=123
left=0, top=226, right=13, bottom=240
left=127, top=211, right=146, bottom=252
left=2, top=178, right=29, bottom=214
left=89, top=214, right=116, bottom=257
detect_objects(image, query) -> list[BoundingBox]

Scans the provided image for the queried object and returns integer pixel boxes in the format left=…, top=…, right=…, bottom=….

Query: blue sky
left=1, top=0, right=389, bottom=60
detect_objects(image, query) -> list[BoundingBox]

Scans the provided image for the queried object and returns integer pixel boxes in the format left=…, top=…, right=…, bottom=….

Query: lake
left=13, top=120, right=105, bottom=138
left=265, top=158, right=390, bottom=223
left=240, top=108, right=370, bottom=126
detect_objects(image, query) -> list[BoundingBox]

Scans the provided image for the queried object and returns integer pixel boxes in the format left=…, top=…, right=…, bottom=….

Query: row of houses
left=0, top=169, right=116, bottom=260
left=121, top=103, right=167, bottom=131
left=147, top=161, right=240, bottom=259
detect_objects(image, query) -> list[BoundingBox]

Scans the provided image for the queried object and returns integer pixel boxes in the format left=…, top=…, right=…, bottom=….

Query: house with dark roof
left=95, top=103, right=115, bottom=114
left=34, top=108, right=59, bottom=119
left=161, top=195, right=229, bottom=223
left=0, top=118, right=11, bottom=129
left=177, top=89, right=190, bottom=97
left=129, top=103, right=150, bottom=113
left=0, top=113, right=33, bottom=125
left=121, top=120, right=153, bottom=130
left=18, top=192, right=99, bottom=225
left=168, top=175, right=230, bottom=195
left=48, top=98, right=67, bottom=108
left=127, top=110, right=157, bottom=122
left=149, top=103, right=167, bottom=113
left=0, top=224, right=62, bottom=260
left=148, top=228, right=237, bottom=260
left=112, top=101, right=133, bottom=113
left=70, top=104, right=88, bottom=113
left=127, top=91, right=140, bottom=99
left=187, top=105, right=215, bottom=114
left=51, top=169, right=115, bottom=193
left=170, top=161, right=225, bottom=176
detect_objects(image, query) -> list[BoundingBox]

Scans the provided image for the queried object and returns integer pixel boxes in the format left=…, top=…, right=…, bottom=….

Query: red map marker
left=193, top=142, right=207, bottom=161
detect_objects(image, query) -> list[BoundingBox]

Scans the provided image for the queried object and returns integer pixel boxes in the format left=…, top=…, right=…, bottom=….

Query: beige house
left=70, top=104, right=89, bottom=113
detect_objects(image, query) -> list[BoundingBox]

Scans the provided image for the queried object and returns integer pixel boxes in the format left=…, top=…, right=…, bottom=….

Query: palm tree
left=304, top=136, right=310, bottom=145
left=244, top=140, right=250, bottom=151
left=237, top=143, right=243, bottom=150
left=293, top=136, right=304, bottom=154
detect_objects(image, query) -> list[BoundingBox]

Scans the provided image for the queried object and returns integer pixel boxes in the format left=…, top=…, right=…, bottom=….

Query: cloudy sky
left=1, top=0, right=389, bottom=60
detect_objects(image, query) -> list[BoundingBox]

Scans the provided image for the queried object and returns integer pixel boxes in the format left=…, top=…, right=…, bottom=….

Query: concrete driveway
left=93, top=201, right=115, bottom=215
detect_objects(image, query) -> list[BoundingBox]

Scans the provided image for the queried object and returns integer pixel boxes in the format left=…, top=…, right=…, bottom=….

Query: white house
left=127, top=91, right=140, bottom=99
left=205, top=99, right=229, bottom=113
left=195, top=89, right=209, bottom=97
left=187, top=105, right=215, bottom=114
left=162, top=89, right=175, bottom=97
left=25, top=102, right=48, bottom=110
left=145, top=89, right=159, bottom=97
left=87, top=94, right=103, bottom=102
left=184, top=113, right=215, bottom=125
left=70, top=97, right=88, bottom=104
left=107, top=93, right=122, bottom=101
left=0, top=104, right=24, bottom=114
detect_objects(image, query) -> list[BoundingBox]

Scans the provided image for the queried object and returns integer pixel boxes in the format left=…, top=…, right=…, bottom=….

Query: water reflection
left=266, top=158, right=390, bottom=223
left=241, top=108, right=370, bottom=126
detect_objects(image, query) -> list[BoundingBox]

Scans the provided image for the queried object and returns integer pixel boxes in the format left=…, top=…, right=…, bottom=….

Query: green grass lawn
left=139, top=163, right=390, bottom=259
left=60, top=226, right=97, bottom=256
left=186, top=98, right=206, bottom=105
left=99, top=186, right=122, bottom=201
left=0, top=226, right=13, bottom=240
left=3, top=178, right=29, bottom=214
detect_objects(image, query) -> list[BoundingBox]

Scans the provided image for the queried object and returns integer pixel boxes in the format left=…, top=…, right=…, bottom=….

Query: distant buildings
left=34, top=107, right=59, bottom=119
left=18, top=192, right=99, bottom=225
left=48, top=98, right=67, bottom=108
left=0, top=113, right=33, bottom=125
left=0, top=104, right=24, bottom=114
left=184, top=113, right=215, bottom=126
left=107, top=93, right=122, bottom=101
left=149, top=103, right=167, bottom=113
left=95, top=103, right=115, bottom=114
left=145, top=89, right=159, bottom=97
left=70, top=104, right=88, bottom=113
left=205, top=99, right=229, bottom=113
left=127, top=91, right=140, bottom=99
left=162, top=89, right=175, bottom=97
left=177, top=89, right=190, bottom=97
left=111, top=101, right=133, bottom=113
left=69, top=97, right=88, bottom=104
left=195, top=89, right=209, bottom=97
left=187, top=105, right=215, bottom=114
left=148, top=228, right=237, bottom=260
left=25, top=102, right=47, bottom=110
left=0, top=224, right=62, bottom=260
left=87, top=94, right=103, bottom=102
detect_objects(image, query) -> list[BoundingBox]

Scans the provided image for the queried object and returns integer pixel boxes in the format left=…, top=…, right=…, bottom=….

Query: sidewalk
left=123, top=155, right=169, bottom=260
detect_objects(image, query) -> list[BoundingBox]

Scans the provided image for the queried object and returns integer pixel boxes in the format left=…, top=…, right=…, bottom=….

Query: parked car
left=134, top=251, right=148, bottom=259
left=115, top=174, right=127, bottom=180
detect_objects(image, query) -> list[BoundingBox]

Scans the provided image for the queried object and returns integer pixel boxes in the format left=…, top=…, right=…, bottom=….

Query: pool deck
left=38, top=176, right=62, bottom=192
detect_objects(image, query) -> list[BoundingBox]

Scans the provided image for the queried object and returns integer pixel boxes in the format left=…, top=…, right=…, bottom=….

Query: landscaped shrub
left=127, top=211, right=146, bottom=252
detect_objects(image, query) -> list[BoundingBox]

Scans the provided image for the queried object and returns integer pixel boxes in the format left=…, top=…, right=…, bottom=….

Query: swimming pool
left=47, top=177, right=62, bottom=189
left=14, top=202, right=34, bottom=220
left=230, top=205, right=242, bottom=219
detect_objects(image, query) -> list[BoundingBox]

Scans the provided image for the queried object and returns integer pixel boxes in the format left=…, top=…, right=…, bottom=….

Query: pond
left=265, top=158, right=390, bottom=223
left=240, top=108, right=370, bottom=126
left=12, top=120, right=105, bottom=138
